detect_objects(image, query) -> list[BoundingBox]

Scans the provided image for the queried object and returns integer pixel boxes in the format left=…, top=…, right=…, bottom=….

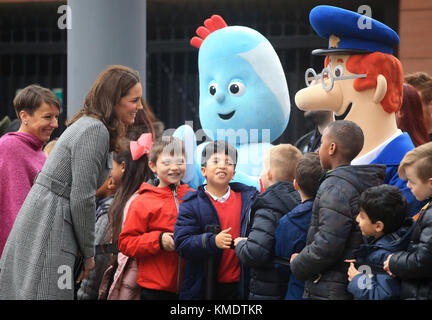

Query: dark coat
left=294, top=127, right=321, bottom=154
left=290, top=164, right=386, bottom=300
left=274, top=199, right=314, bottom=300
left=235, top=181, right=301, bottom=300
left=389, top=201, right=432, bottom=299
left=77, top=195, right=114, bottom=300
left=347, top=217, right=415, bottom=300
left=174, top=182, right=258, bottom=300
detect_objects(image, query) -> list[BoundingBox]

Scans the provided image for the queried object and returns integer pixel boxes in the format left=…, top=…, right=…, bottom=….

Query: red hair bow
left=130, top=133, right=153, bottom=160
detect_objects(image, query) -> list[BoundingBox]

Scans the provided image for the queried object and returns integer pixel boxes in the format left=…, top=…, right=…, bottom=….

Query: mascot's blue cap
left=309, top=5, right=399, bottom=55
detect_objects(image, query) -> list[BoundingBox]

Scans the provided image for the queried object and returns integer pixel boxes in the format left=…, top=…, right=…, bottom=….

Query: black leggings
left=140, top=287, right=178, bottom=300
left=214, top=282, right=240, bottom=300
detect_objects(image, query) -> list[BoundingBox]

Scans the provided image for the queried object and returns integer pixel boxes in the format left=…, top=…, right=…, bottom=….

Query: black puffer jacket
left=389, top=201, right=432, bottom=300
left=290, top=165, right=386, bottom=300
left=235, top=181, right=301, bottom=300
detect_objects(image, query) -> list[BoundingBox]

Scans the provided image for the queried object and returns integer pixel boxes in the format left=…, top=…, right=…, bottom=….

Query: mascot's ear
left=373, top=74, right=387, bottom=104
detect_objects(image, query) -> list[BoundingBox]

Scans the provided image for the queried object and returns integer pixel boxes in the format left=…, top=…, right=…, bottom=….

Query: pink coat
left=0, top=132, right=46, bottom=257
left=98, top=192, right=140, bottom=300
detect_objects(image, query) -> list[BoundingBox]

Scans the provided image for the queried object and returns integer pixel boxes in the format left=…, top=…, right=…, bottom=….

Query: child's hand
left=234, top=237, right=247, bottom=247
left=344, top=259, right=359, bottom=282
left=215, top=227, right=232, bottom=249
left=161, top=232, right=175, bottom=251
left=76, top=257, right=95, bottom=283
left=290, top=253, right=299, bottom=263
left=383, top=254, right=395, bottom=277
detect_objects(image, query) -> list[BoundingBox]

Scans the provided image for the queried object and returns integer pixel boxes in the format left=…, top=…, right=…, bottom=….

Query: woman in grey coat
left=0, top=65, right=144, bottom=300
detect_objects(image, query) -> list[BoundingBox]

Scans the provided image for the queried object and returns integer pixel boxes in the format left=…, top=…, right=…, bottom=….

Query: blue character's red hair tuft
left=190, top=15, right=228, bottom=49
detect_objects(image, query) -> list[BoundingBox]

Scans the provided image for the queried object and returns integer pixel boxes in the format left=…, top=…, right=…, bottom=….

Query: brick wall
left=399, top=0, right=432, bottom=75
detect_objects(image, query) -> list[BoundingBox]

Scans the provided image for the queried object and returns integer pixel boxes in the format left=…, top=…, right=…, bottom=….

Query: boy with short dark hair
left=274, top=152, right=325, bottom=300
left=174, top=140, right=258, bottom=300
left=290, top=120, right=387, bottom=300
left=383, top=141, right=432, bottom=299
left=234, top=144, right=302, bottom=300
left=346, top=185, right=415, bottom=300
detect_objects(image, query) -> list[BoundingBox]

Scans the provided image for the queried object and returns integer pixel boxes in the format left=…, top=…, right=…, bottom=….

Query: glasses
left=305, top=65, right=366, bottom=92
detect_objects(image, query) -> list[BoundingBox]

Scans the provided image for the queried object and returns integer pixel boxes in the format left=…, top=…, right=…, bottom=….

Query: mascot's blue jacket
left=347, top=217, right=415, bottom=300
left=174, top=182, right=258, bottom=300
left=370, top=132, right=426, bottom=216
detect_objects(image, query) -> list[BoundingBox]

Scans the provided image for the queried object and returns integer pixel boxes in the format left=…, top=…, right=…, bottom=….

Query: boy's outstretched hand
left=76, top=257, right=95, bottom=283
left=215, top=227, right=233, bottom=249
left=344, top=259, right=359, bottom=282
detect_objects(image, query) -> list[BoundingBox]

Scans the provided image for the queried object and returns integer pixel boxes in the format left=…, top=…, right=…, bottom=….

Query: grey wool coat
left=0, top=116, right=112, bottom=300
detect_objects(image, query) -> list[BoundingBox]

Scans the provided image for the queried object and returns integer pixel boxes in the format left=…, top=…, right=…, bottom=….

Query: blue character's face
left=197, top=26, right=290, bottom=145
left=199, top=55, right=285, bottom=144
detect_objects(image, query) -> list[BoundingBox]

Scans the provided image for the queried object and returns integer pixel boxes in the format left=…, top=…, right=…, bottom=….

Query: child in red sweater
left=174, top=141, right=258, bottom=300
left=118, top=137, right=193, bottom=300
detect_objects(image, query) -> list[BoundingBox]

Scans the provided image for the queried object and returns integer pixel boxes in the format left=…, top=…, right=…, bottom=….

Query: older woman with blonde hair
left=0, top=65, right=143, bottom=300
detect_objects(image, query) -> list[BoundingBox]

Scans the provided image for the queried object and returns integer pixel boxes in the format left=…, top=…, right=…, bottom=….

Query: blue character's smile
left=218, top=110, right=235, bottom=120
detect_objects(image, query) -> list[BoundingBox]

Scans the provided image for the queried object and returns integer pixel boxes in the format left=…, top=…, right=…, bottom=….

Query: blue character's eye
left=228, top=81, right=245, bottom=96
left=208, top=83, right=218, bottom=96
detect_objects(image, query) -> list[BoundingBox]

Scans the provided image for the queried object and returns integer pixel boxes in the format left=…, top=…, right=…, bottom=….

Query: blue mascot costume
left=174, top=15, right=291, bottom=190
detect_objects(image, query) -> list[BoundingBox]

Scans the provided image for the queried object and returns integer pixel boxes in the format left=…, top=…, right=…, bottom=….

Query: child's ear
left=231, top=169, right=236, bottom=180
left=293, top=179, right=300, bottom=191
left=266, top=168, right=273, bottom=182
left=107, top=177, right=116, bottom=191
left=201, top=166, right=207, bottom=178
left=428, top=177, right=432, bottom=189
left=375, top=220, right=385, bottom=233
left=148, top=160, right=157, bottom=174
left=120, top=161, right=125, bottom=174
left=329, top=142, right=336, bottom=156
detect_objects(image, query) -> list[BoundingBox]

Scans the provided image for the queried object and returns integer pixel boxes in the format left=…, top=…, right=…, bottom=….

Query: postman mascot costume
left=173, top=15, right=291, bottom=191
left=295, top=5, right=424, bottom=216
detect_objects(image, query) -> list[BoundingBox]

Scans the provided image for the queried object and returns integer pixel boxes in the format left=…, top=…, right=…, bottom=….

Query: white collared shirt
left=204, top=185, right=231, bottom=203
left=351, top=129, right=403, bottom=165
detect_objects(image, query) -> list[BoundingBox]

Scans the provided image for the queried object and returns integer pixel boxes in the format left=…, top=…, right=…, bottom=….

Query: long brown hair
left=397, top=83, right=429, bottom=147
left=104, top=141, right=154, bottom=247
left=67, top=65, right=140, bottom=152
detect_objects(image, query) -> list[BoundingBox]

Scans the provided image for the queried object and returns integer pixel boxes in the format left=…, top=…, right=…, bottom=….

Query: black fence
left=0, top=0, right=399, bottom=143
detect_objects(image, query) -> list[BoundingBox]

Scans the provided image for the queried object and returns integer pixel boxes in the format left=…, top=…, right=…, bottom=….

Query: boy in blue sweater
left=346, top=184, right=415, bottom=299
left=274, top=152, right=325, bottom=299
